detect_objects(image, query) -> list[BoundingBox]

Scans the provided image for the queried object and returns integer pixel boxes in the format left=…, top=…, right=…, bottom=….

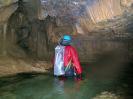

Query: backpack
left=54, top=45, right=65, bottom=76
left=64, top=59, right=75, bottom=77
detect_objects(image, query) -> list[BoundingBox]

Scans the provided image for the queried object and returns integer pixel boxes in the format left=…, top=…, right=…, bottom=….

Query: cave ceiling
left=0, top=0, right=133, bottom=38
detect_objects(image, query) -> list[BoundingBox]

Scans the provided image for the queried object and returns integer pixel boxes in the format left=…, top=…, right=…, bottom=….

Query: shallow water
left=0, top=64, right=132, bottom=99
left=0, top=73, right=119, bottom=99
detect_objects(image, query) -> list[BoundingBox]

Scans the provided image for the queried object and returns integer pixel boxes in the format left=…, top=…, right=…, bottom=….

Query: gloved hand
left=75, top=73, right=82, bottom=81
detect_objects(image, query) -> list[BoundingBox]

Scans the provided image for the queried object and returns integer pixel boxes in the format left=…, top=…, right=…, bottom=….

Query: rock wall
left=0, top=1, right=18, bottom=56
left=39, top=0, right=133, bottom=36
left=79, top=0, right=133, bottom=34
left=6, top=0, right=57, bottom=60
left=0, top=0, right=133, bottom=62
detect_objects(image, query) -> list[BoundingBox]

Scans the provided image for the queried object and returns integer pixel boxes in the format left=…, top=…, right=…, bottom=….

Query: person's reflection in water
left=54, top=77, right=65, bottom=94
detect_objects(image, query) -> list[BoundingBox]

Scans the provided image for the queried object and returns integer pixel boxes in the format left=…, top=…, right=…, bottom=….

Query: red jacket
left=64, top=45, right=82, bottom=74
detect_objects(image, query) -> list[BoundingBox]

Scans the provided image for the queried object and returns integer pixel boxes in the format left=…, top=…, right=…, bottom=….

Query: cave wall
left=0, top=0, right=133, bottom=62
left=3, top=0, right=75, bottom=60
left=6, top=0, right=57, bottom=60
left=39, top=0, right=133, bottom=37
left=0, top=0, right=18, bottom=56
left=38, top=0, right=133, bottom=62
left=83, top=0, right=122, bottom=23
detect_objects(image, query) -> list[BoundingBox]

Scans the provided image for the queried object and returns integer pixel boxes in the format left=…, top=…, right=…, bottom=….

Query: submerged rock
left=93, top=91, right=123, bottom=99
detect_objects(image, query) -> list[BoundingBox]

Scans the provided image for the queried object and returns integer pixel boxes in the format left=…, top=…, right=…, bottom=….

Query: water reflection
left=53, top=77, right=83, bottom=95
left=54, top=78, right=65, bottom=94
left=0, top=75, right=85, bottom=99
left=0, top=72, right=131, bottom=99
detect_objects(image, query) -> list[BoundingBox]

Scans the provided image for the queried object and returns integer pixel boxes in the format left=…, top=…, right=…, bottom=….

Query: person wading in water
left=53, top=35, right=82, bottom=80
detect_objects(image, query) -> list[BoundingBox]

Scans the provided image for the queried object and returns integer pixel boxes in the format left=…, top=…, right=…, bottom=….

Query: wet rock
left=32, top=60, right=53, bottom=70
left=0, top=0, right=18, bottom=8
left=0, top=56, right=52, bottom=77
left=93, top=91, right=123, bottom=99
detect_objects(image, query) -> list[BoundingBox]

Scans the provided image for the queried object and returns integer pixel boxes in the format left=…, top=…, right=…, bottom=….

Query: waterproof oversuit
left=53, top=35, right=82, bottom=78
left=64, top=45, right=82, bottom=75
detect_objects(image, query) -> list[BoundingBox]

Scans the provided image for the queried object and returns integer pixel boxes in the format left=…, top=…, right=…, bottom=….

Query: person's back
left=53, top=35, right=82, bottom=80
left=64, top=45, right=82, bottom=76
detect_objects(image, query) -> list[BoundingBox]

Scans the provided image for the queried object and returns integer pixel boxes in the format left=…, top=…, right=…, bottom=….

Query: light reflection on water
left=54, top=78, right=65, bottom=95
